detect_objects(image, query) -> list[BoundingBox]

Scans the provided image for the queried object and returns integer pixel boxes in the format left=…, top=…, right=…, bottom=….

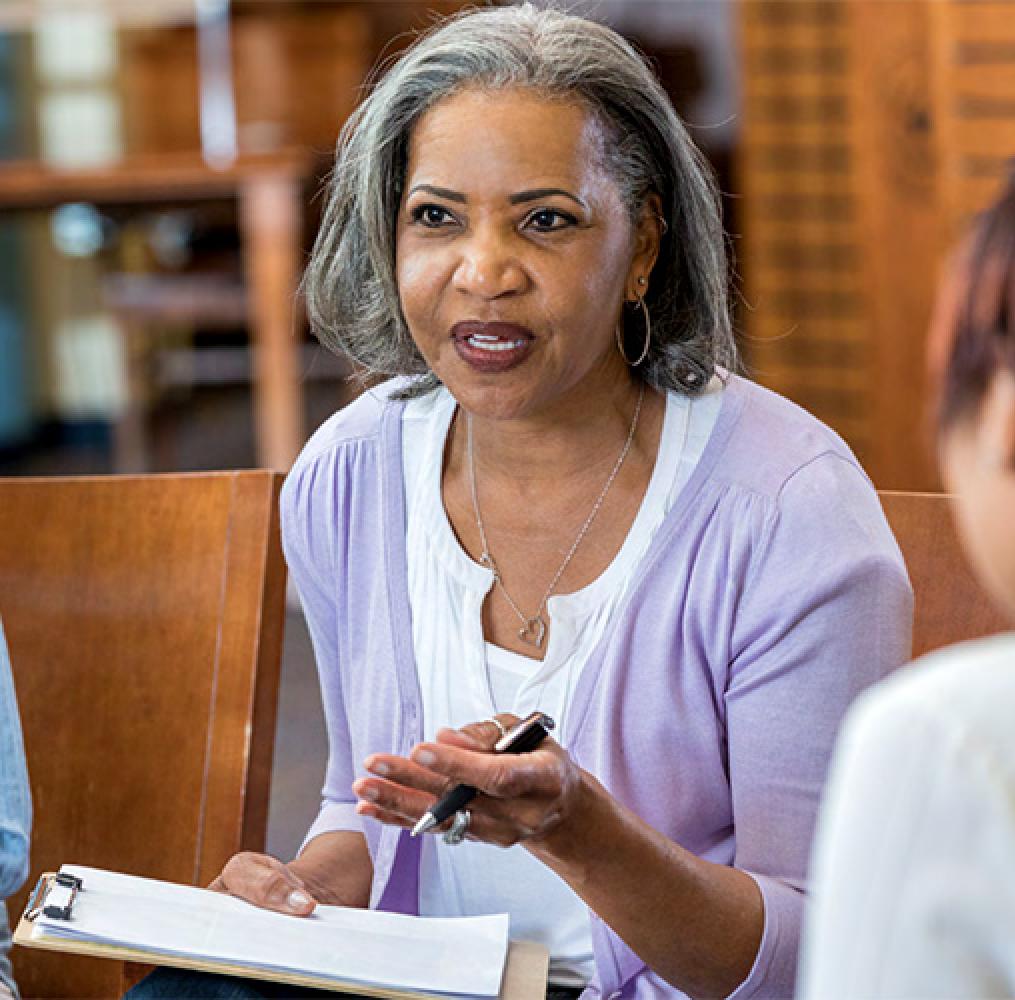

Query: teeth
left=467, top=335, right=526, bottom=352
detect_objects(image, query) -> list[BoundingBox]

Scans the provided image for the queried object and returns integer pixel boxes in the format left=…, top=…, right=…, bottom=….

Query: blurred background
left=0, top=0, right=1012, bottom=854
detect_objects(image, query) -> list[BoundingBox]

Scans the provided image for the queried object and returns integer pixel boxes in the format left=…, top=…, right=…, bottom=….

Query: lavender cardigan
left=283, top=375, right=913, bottom=1000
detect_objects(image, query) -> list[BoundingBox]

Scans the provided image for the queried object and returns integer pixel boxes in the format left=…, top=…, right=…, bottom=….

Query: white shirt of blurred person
left=799, top=174, right=1015, bottom=999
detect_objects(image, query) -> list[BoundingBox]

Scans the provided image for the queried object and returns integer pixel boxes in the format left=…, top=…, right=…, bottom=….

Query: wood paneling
left=847, top=0, right=940, bottom=492
left=930, top=0, right=1015, bottom=240
left=2, top=471, right=286, bottom=998
left=738, top=0, right=1015, bottom=491
left=737, top=0, right=874, bottom=467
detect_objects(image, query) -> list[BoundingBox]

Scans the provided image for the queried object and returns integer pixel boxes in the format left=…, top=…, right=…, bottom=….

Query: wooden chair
left=879, top=490, right=1010, bottom=658
left=0, top=471, right=286, bottom=999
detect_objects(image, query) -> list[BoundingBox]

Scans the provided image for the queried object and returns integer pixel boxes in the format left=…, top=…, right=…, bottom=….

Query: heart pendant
left=518, top=616, right=547, bottom=648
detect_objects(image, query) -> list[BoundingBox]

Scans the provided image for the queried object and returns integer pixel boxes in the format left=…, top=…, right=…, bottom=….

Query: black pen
left=410, top=711, right=555, bottom=837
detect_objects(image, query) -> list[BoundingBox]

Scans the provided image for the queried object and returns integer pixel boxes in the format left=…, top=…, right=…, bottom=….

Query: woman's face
left=939, top=370, right=1015, bottom=620
left=395, top=87, right=659, bottom=421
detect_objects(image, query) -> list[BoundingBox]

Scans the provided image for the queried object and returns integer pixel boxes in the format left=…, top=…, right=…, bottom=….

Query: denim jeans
left=126, top=968, right=584, bottom=1000
left=0, top=618, right=30, bottom=1000
left=0, top=901, right=17, bottom=999
left=125, top=968, right=348, bottom=998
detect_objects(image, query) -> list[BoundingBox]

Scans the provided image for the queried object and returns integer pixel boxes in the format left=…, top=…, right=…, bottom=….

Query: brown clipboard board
left=15, top=874, right=550, bottom=1000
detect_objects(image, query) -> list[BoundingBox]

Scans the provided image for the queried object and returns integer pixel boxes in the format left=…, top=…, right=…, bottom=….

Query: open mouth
left=463, top=332, right=529, bottom=352
left=451, top=321, right=535, bottom=373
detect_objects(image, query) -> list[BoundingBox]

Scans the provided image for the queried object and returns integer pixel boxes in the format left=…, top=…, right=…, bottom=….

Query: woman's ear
left=978, top=369, right=1015, bottom=473
left=626, top=193, right=665, bottom=301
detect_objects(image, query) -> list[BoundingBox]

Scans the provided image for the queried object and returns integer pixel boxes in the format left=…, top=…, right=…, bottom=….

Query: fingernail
left=415, top=749, right=435, bottom=766
left=288, top=890, right=311, bottom=909
left=369, top=761, right=390, bottom=776
left=361, top=787, right=379, bottom=802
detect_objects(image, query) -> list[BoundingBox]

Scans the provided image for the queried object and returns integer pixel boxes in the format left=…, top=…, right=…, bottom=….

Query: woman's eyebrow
left=509, top=188, right=587, bottom=209
left=406, top=184, right=588, bottom=210
left=407, top=184, right=466, bottom=203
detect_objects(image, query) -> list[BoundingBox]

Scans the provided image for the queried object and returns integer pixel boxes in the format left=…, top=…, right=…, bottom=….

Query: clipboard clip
left=25, top=872, right=84, bottom=922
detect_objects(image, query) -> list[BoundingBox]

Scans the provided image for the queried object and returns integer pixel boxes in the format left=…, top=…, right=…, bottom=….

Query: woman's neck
left=460, top=377, right=653, bottom=488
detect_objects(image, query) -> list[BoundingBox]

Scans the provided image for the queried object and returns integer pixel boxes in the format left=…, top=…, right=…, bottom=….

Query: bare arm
left=290, top=830, right=373, bottom=907
left=530, top=767, right=762, bottom=999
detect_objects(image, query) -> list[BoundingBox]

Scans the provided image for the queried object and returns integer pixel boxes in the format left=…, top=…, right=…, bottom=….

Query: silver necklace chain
left=466, top=381, right=646, bottom=648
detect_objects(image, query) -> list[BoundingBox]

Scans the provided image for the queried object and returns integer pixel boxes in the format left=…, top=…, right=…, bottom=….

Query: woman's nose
left=452, top=228, right=526, bottom=299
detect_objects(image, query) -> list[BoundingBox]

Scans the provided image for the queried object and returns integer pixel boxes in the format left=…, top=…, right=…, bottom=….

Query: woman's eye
left=411, top=204, right=456, bottom=228
left=525, top=209, right=575, bottom=232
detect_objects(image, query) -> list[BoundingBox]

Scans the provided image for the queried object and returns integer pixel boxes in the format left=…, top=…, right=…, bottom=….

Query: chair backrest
left=0, top=471, right=286, bottom=999
left=879, top=490, right=1010, bottom=658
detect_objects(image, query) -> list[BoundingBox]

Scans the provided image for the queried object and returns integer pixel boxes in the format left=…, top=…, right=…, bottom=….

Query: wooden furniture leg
left=111, top=319, right=151, bottom=474
left=239, top=170, right=304, bottom=471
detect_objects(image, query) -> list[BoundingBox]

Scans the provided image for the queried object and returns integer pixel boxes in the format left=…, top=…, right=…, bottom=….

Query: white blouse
left=401, top=382, right=721, bottom=985
left=799, top=633, right=1015, bottom=999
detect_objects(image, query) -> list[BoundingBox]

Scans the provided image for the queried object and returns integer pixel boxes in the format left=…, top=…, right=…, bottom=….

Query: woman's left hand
left=352, top=714, right=587, bottom=848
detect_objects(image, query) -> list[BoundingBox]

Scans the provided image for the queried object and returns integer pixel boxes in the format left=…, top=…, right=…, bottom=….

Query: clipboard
left=15, top=873, right=550, bottom=1000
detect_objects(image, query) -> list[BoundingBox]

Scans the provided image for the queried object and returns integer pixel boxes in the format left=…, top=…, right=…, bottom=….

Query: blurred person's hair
left=303, top=2, right=734, bottom=398
left=933, top=167, right=1015, bottom=431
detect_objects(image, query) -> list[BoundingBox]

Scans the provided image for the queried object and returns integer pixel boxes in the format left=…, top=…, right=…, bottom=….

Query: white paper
left=35, top=865, right=510, bottom=997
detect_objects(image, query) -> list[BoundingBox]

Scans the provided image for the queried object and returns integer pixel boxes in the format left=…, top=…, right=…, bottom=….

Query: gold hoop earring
left=616, top=295, right=652, bottom=367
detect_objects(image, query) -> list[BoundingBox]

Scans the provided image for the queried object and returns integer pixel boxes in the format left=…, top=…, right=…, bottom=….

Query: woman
left=799, top=176, right=1015, bottom=998
left=131, top=6, right=911, bottom=999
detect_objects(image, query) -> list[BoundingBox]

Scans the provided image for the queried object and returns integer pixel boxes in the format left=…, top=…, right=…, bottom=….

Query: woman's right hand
left=209, top=852, right=318, bottom=916
left=209, top=832, right=373, bottom=915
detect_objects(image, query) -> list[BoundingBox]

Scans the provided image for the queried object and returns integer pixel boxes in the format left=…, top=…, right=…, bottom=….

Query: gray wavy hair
left=304, top=2, right=736, bottom=396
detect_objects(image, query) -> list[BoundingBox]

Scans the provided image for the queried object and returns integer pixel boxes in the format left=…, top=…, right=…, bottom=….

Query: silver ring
left=486, top=717, right=509, bottom=739
left=442, top=809, right=471, bottom=846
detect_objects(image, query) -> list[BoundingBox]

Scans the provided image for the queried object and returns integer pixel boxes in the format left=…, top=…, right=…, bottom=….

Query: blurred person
left=0, top=620, right=31, bottom=1000
left=799, top=172, right=1015, bottom=998
left=129, top=6, right=911, bottom=999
